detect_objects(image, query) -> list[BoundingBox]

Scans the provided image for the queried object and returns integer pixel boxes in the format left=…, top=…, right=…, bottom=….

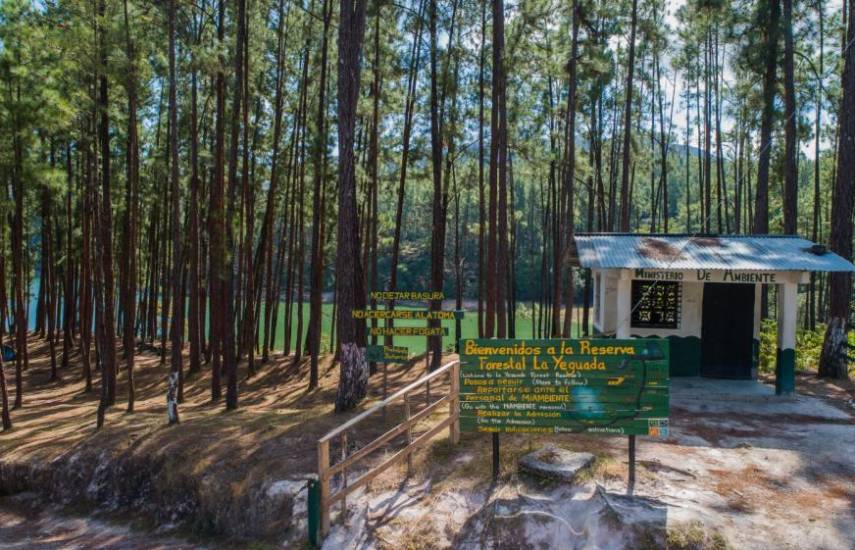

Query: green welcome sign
left=458, top=338, right=670, bottom=437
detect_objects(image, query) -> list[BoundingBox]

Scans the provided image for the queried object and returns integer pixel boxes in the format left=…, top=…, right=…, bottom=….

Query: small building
left=572, top=234, right=855, bottom=395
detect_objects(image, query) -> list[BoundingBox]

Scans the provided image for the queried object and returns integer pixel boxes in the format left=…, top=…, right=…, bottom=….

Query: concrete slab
left=671, top=377, right=777, bottom=400
left=670, top=377, right=851, bottom=421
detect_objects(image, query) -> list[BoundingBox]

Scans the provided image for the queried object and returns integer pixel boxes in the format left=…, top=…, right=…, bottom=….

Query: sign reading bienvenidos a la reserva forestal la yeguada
left=459, top=338, right=670, bottom=437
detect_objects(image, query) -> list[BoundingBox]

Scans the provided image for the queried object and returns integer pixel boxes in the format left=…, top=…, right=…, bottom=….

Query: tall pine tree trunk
left=782, top=0, right=798, bottom=234
left=386, top=0, right=427, bottom=344
left=560, top=0, right=579, bottom=338
left=809, top=0, right=825, bottom=330
left=261, top=0, right=288, bottom=363
left=167, top=0, right=183, bottom=424
left=428, top=0, right=444, bottom=370
left=11, top=113, right=26, bottom=409
left=43, top=147, right=58, bottom=381
left=367, top=2, right=382, bottom=370
left=477, top=0, right=486, bottom=336
left=308, top=0, right=332, bottom=388
left=754, top=0, right=780, bottom=234
left=618, top=0, right=639, bottom=231
left=61, top=143, right=76, bottom=369
left=818, top=0, right=854, bottom=380
left=335, top=0, right=369, bottom=412
left=209, top=0, right=227, bottom=402
left=225, top=0, right=248, bottom=410
left=97, top=0, right=117, bottom=411
left=122, top=0, right=140, bottom=411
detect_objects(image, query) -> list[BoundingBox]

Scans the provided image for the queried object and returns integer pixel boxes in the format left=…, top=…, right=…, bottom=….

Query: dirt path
left=0, top=494, right=207, bottom=549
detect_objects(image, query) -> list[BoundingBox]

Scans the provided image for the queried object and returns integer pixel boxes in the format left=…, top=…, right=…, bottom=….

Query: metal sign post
left=307, top=478, right=320, bottom=547
left=492, top=433, right=500, bottom=482
left=628, top=435, right=636, bottom=491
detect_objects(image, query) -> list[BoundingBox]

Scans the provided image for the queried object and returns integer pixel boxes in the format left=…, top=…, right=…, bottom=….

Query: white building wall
left=593, top=269, right=618, bottom=335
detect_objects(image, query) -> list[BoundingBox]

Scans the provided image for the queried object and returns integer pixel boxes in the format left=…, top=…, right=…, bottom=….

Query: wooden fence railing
left=315, top=359, right=460, bottom=538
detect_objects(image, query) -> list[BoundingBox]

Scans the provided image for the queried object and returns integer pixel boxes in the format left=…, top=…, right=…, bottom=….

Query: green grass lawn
left=262, top=303, right=587, bottom=355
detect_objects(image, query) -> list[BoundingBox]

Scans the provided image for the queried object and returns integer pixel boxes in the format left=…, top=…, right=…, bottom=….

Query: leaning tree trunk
left=335, top=0, right=369, bottom=412
left=818, top=0, right=855, bottom=380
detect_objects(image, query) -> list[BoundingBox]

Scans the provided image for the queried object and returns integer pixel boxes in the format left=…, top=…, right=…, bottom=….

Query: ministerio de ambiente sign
left=458, top=338, right=670, bottom=437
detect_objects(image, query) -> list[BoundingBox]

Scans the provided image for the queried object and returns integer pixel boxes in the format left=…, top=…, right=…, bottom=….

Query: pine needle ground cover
left=1, top=337, right=854, bottom=547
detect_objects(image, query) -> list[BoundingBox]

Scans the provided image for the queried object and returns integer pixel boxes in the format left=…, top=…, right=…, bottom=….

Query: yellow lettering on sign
left=551, top=356, right=606, bottom=373
left=579, top=340, right=635, bottom=356
left=464, top=340, right=542, bottom=356
left=478, top=356, right=526, bottom=371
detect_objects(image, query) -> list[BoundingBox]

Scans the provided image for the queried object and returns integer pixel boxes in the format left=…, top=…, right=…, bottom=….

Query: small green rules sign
left=458, top=339, right=669, bottom=437
left=364, top=344, right=409, bottom=363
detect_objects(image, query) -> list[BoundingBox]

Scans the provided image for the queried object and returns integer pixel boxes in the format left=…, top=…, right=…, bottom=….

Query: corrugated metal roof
left=572, top=233, right=855, bottom=272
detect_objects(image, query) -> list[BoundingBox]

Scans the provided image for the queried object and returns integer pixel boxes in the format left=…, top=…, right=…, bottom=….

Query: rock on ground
left=518, top=446, right=595, bottom=482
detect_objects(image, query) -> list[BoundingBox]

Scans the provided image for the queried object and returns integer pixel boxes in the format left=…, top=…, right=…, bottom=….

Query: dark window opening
left=631, top=280, right=681, bottom=329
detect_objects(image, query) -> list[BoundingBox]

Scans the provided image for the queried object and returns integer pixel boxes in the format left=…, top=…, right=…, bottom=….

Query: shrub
left=759, top=320, right=833, bottom=374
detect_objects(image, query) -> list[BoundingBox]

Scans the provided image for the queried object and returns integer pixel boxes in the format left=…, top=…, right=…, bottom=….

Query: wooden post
left=340, top=432, right=348, bottom=519
left=449, top=362, right=460, bottom=444
left=318, top=438, right=330, bottom=537
left=313, top=360, right=458, bottom=538
left=425, top=346, right=431, bottom=405
left=404, top=391, right=413, bottom=472
left=383, top=326, right=391, bottom=422
left=308, top=479, right=321, bottom=546
left=382, top=362, right=388, bottom=422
